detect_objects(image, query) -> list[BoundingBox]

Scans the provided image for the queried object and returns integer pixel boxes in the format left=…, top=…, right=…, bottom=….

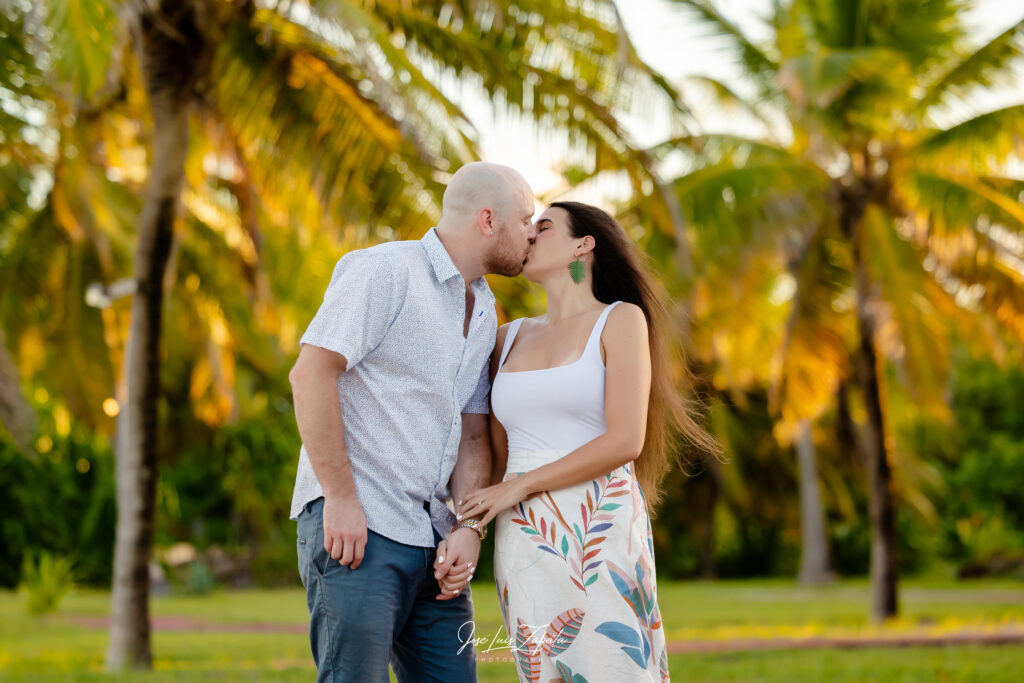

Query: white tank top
left=491, top=302, right=622, bottom=457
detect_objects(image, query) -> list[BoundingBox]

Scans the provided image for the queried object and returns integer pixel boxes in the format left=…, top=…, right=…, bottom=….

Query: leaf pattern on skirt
left=511, top=473, right=631, bottom=594
left=515, top=618, right=542, bottom=682
left=540, top=608, right=586, bottom=657
left=497, top=466, right=668, bottom=681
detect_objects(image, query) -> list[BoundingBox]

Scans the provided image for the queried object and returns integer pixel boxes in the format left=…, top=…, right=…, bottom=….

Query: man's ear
left=476, top=208, right=493, bottom=236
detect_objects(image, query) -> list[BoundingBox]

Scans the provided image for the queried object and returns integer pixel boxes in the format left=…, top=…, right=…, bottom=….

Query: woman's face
left=522, top=206, right=576, bottom=283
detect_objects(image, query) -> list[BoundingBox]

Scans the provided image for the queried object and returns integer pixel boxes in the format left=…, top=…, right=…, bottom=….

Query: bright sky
left=468, top=0, right=1021, bottom=202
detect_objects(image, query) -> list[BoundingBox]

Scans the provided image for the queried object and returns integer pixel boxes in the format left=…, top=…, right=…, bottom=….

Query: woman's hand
left=456, top=476, right=533, bottom=527
left=433, top=529, right=479, bottom=600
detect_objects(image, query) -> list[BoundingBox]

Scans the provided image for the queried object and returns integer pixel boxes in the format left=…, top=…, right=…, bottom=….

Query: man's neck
left=434, top=228, right=484, bottom=285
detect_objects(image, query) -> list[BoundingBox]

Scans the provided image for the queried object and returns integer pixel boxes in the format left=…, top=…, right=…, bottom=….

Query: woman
left=453, top=202, right=719, bottom=682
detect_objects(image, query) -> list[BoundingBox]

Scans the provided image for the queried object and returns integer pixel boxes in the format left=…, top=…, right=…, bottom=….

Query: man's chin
left=489, top=260, right=526, bottom=278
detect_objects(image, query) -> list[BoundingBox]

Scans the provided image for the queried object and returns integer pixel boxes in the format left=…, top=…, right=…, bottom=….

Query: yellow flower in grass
left=667, top=616, right=1024, bottom=645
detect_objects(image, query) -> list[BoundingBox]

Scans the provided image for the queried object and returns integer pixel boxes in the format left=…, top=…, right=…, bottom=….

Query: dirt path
left=661, top=626, right=1024, bottom=654
left=72, top=616, right=1024, bottom=659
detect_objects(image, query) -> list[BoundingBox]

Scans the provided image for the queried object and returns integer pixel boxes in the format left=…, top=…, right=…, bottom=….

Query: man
left=289, top=162, right=536, bottom=682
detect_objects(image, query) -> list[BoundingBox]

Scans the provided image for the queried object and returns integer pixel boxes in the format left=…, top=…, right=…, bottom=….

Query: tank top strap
left=498, top=317, right=527, bottom=370
left=582, top=301, right=623, bottom=360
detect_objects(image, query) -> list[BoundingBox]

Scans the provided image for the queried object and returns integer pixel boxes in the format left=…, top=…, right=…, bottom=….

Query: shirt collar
left=421, top=227, right=461, bottom=283
left=420, top=228, right=496, bottom=303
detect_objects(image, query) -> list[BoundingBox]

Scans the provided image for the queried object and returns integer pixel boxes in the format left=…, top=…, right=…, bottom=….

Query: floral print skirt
left=494, top=452, right=669, bottom=682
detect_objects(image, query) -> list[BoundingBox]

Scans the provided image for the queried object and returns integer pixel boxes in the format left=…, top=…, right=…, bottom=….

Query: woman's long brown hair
left=551, top=201, right=721, bottom=510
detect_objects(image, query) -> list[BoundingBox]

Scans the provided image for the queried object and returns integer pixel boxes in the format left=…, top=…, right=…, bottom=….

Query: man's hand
left=322, top=495, right=368, bottom=569
left=433, top=527, right=481, bottom=600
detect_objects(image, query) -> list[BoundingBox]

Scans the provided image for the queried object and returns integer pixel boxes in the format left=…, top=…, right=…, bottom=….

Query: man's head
left=437, top=162, right=536, bottom=277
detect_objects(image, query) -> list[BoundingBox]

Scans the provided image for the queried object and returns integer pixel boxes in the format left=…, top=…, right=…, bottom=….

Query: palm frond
left=0, top=206, right=118, bottom=427
left=778, top=47, right=910, bottom=111
left=794, top=0, right=963, bottom=67
left=769, top=226, right=852, bottom=423
left=979, top=175, right=1024, bottom=204
left=211, top=18, right=451, bottom=240
left=369, top=0, right=684, bottom=120
left=45, top=0, right=121, bottom=100
left=682, top=75, right=780, bottom=134
left=652, top=133, right=796, bottom=166
left=175, top=213, right=276, bottom=373
left=674, top=160, right=826, bottom=267
left=690, top=247, right=792, bottom=394
left=668, top=0, right=778, bottom=85
left=861, top=205, right=955, bottom=416
left=271, top=3, right=480, bottom=161
left=0, top=8, right=51, bottom=171
left=604, top=0, right=691, bottom=119
left=913, top=104, right=1024, bottom=172
left=916, top=16, right=1024, bottom=113
left=901, top=170, right=1024, bottom=235
left=922, top=223, right=1024, bottom=348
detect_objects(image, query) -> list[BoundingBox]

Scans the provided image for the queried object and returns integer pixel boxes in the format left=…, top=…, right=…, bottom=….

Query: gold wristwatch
left=455, top=517, right=487, bottom=541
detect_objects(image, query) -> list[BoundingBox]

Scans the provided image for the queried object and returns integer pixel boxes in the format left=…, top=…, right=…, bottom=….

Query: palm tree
left=794, top=419, right=831, bottom=583
left=657, top=0, right=1024, bottom=620
left=0, top=7, right=49, bottom=452
left=6, top=0, right=687, bottom=668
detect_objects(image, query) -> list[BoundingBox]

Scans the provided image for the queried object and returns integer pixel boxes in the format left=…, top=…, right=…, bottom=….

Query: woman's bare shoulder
left=607, top=301, right=647, bottom=331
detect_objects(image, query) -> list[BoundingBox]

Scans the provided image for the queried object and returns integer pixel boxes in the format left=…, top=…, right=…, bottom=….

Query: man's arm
left=449, top=413, right=491, bottom=510
left=291, top=250, right=399, bottom=570
left=289, top=344, right=368, bottom=569
left=434, top=413, right=490, bottom=598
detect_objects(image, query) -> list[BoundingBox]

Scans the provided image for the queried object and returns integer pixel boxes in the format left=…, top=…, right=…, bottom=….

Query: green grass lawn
left=1, top=578, right=1022, bottom=681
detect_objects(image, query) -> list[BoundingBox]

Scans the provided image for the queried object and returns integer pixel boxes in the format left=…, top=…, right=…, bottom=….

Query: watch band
left=456, top=517, right=487, bottom=541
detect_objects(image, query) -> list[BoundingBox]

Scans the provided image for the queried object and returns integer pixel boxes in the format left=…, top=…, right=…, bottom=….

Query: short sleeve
left=462, top=358, right=491, bottom=415
left=300, top=251, right=400, bottom=369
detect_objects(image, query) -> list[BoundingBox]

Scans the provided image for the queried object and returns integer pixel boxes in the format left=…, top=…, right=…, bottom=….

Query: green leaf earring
left=568, top=258, right=585, bottom=284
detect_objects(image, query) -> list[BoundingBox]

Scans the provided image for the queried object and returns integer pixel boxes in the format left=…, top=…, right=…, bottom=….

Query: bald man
left=288, top=162, right=536, bottom=682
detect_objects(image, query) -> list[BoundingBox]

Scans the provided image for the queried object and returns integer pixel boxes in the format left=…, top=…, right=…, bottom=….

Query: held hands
left=322, top=495, right=368, bottom=569
left=437, top=476, right=533, bottom=596
left=433, top=527, right=481, bottom=600
left=456, top=476, right=532, bottom=528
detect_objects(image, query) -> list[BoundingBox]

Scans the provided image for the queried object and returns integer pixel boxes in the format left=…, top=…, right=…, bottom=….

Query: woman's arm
left=457, top=303, right=652, bottom=525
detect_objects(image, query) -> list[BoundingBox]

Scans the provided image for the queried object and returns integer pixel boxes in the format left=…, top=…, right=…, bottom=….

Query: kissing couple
left=289, top=161, right=714, bottom=682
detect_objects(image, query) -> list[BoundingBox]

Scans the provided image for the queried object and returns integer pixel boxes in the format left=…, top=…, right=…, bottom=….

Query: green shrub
left=185, top=559, right=215, bottom=595
left=0, top=423, right=116, bottom=588
left=20, top=551, right=75, bottom=615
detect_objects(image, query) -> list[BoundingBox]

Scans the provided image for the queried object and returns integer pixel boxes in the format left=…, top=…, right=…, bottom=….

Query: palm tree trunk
left=106, top=116, right=185, bottom=671
left=844, top=195, right=898, bottom=622
left=0, top=326, right=33, bottom=453
left=854, top=292, right=898, bottom=621
left=795, top=419, right=831, bottom=584
left=107, top=0, right=207, bottom=670
left=698, top=453, right=720, bottom=578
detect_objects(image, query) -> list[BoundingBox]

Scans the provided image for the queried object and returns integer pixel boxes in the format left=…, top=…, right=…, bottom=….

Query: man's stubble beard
left=483, top=222, right=525, bottom=277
